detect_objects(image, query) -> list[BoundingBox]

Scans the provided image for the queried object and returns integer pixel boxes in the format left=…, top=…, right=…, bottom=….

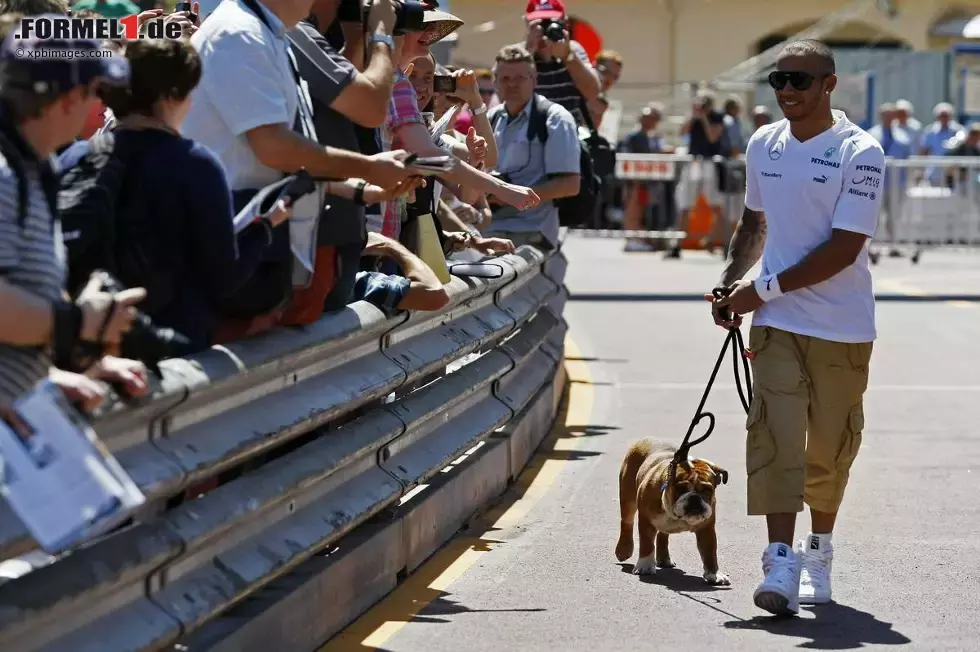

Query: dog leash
left=669, top=287, right=754, bottom=484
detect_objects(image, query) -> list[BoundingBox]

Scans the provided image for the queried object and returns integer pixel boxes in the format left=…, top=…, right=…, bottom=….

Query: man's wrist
left=470, top=102, right=488, bottom=116
left=754, top=274, right=784, bottom=303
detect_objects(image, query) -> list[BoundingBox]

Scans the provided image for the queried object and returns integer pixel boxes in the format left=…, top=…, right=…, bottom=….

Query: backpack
left=57, top=132, right=176, bottom=311
left=492, top=95, right=600, bottom=227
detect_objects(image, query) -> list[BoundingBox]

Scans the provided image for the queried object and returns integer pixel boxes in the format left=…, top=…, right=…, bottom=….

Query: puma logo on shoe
left=810, top=536, right=820, bottom=550
left=777, top=545, right=788, bottom=557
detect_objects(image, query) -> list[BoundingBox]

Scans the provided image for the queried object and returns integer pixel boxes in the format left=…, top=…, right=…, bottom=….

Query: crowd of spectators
left=0, top=0, right=604, bottom=429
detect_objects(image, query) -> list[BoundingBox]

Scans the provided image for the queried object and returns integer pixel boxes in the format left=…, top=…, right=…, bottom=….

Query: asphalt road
left=326, top=239, right=980, bottom=651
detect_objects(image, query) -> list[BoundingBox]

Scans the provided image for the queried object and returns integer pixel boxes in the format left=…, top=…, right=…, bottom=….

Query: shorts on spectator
left=675, top=159, right=722, bottom=210
left=354, top=271, right=411, bottom=317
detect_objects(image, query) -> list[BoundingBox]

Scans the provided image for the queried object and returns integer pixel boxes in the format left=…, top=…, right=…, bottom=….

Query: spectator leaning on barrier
left=944, top=122, right=980, bottom=188
left=485, top=45, right=580, bottom=250
left=58, top=38, right=295, bottom=353
left=670, top=91, right=725, bottom=259
left=620, top=103, right=672, bottom=253
left=374, top=8, right=539, bottom=245
left=521, top=0, right=601, bottom=129
left=0, top=23, right=150, bottom=421
left=181, top=0, right=412, bottom=340
left=290, top=0, right=447, bottom=316
left=920, top=102, right=964, bottom=186
left=868, top=102, right=912, bottom=257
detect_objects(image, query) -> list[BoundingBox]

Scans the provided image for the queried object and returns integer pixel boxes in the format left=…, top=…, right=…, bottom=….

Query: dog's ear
left=712, top=465, right=729, bottom=486
left=701, top=459, right=729, bottom=486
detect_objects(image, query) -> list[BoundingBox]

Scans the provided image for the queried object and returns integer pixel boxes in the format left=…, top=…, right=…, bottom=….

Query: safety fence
left=602, top=152, right=980, bottom=262
left=0, top=245, right=569, bottom=652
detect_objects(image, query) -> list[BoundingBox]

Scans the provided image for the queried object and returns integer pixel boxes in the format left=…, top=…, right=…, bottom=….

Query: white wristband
left=754, top=274, right=784, bottom=303
left=470, top=103, right=488, bottom=117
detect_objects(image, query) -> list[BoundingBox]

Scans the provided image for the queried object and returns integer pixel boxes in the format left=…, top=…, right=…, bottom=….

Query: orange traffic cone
left=682, top=192, right=713, bottom=250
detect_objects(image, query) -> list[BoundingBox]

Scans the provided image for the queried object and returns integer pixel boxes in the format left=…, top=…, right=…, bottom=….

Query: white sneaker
left=798, top=534, right=833, bottom=604
left=753, top=542, right=801, bottom=616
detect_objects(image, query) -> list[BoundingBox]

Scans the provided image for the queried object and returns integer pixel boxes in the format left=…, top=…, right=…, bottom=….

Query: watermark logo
left=15, top=15, right=183, bottom=42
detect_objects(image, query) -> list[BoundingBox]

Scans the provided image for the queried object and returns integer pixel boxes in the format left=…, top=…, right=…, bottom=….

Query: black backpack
left=57, top=132, right=176, bottom=310
left=492, top=95, right=600, bottom=227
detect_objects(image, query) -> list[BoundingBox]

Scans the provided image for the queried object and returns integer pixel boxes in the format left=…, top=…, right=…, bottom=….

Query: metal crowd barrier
left=875, top=156, right=980, bottom=264
left=607, top=152, right=980, bottom=262
left=0, top=245, right=569, bottom=652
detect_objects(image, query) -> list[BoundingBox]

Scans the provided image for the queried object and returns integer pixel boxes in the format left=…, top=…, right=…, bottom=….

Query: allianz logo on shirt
left=847, top=187, right=876, bottom=200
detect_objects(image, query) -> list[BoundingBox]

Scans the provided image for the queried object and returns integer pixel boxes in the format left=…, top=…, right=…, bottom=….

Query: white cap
left=935, top=102, right=955, bottom=116
left=895, top=99, right=914, bottom=113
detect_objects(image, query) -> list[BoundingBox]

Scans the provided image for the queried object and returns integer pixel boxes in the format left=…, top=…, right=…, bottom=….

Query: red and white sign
left=615, top=156, right=677, bottom=181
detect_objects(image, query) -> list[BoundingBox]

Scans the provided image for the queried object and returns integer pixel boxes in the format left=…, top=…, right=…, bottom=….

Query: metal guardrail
left=0, top=245, right=569, bottom=652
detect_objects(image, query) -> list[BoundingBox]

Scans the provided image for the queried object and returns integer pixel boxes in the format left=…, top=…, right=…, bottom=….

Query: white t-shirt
left=744, top=110, right=884, bottom=343
left=181, top=0, right=299, bottom=191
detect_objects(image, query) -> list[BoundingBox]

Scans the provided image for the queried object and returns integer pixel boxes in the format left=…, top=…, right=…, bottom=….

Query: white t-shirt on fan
left=744, top=110, right=885, bottom=343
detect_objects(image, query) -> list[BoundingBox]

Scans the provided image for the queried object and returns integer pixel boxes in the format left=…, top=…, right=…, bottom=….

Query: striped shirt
left=374, top=70, right=423, bottom=240
left=529, top=40, right=592, bottom=127
left=0, top=146, right=66, bottom=403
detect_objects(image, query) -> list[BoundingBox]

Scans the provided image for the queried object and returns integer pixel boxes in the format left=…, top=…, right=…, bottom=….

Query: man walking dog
left=707, top=40, right=884, bottom=616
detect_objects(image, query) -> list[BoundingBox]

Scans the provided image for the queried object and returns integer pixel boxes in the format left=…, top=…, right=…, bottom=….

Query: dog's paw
left=656, top=558, right=676, bottom=569
left=615, top=539, right=634, bottom=562
left=633, top=555, right=658, bottom=575
left=703, top=571, right=731, bottom=586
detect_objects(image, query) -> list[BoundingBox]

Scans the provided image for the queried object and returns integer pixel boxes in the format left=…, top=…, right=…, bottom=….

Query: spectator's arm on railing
left=363, top=233, right=449, bottom=311
left=245, top=125, right=410, bottom=188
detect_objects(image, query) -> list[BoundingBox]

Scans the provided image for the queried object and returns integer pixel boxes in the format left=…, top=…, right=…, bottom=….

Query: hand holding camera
left=447, top=69, right=483, bottom=109
left=75, top=275, right=146, bottom=357
left=365, top=0, right=397, bottom=36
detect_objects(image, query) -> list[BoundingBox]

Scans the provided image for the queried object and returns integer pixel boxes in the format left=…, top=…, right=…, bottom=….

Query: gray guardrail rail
left=0, top=244, right=569, bottom=652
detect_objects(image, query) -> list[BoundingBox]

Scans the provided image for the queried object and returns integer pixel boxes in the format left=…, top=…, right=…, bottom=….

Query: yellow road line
left=320, top=336, right=596, bottom=651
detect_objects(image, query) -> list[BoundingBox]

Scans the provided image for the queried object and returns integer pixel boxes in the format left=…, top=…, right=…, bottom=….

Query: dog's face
left=664, top=459, right=728, bottom=526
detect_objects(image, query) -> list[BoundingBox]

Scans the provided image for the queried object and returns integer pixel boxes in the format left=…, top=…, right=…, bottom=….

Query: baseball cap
left=526, top=0, right=566, bottom=21
left=0, top=15, right=129, bottom=96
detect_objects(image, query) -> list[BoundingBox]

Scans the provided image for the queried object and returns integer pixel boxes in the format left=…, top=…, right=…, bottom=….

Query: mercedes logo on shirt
left=769, top=142, right=784, bottom=160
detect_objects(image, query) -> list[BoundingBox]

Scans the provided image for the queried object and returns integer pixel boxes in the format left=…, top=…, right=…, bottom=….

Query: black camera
left=337, top=0, right=426, bottom=35
left=541, top=19, right=566, bottom=42
left=92, top=271, right=195, bottom=370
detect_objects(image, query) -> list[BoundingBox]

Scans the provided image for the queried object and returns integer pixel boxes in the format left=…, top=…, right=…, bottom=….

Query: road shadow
left=564, top=424, right=620, bottom=437
left=564, top=356, right=630, bottom=364
left=617, top=562, right=732, bottom=593
left=723, top=603, right=912, bottom=649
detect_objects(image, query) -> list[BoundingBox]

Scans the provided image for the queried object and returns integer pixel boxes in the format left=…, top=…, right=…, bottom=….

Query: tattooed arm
left=718, top=207, right=767, bottom=288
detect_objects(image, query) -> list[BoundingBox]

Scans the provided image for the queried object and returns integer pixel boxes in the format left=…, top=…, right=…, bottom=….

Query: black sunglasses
left=768, top=70, right=826, bottom=91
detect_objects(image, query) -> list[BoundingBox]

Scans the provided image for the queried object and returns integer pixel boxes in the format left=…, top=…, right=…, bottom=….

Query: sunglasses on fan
left=768, top=70, right=827, bottom=91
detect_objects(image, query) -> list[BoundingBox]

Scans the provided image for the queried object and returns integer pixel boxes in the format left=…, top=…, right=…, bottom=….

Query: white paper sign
left=0, top=381, right=146, bottom=553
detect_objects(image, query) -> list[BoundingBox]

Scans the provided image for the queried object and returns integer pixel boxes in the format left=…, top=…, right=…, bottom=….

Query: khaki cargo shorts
left=745, top=326, right=873, bottom=515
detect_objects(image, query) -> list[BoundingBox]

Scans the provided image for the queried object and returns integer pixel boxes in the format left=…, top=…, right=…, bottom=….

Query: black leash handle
left=670, top=287, right=754, bottom=481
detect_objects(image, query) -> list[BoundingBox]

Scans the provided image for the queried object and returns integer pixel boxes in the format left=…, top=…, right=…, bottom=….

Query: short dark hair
left=780, top=39, right=835, bottom=74
left=98, top=39, right=201, bottom=119
left=495, top=45, right=535, bottom=69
